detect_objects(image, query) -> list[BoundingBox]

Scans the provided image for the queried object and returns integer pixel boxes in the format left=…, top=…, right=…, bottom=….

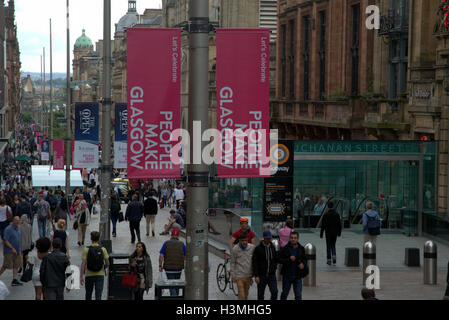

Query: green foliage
left=22, top=112, right=33, bottom=123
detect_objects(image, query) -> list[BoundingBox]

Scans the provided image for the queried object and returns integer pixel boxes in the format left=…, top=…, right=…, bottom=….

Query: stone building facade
left=0, top=0, right=21, bottom=146
left=273, top=0, right=375, bottom=140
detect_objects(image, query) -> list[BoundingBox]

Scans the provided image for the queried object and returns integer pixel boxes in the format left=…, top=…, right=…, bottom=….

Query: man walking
left=40, top=238, right=70, bottom=300
left=279, top=231, right=308, bottom=300
left=231, top=233, right=255, bottom=300
left=35, top=194, right=51, bottom=238
left=0, top=216, right=22, bottom=286
left=362, top=202, right=381, bottom=244
left=125, top=194, right=144, bottom=243
left=252, top=230, right=278, bottom=300
left=144, top=193, right=158, bottom=237
left=320, top=202, right=342, bottom=265
left=159, top=228, right=186, bottom=296
left=80, top=231, right=109, bottom=300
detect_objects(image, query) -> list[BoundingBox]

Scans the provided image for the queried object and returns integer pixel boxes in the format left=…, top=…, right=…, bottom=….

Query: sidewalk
left=1, top=203, right=448, bottom=300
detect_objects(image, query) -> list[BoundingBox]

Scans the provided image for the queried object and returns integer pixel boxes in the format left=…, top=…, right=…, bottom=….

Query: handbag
left=121, top=273, right=138, bottom=288
left=73, top=220, right=79, bottom=230
left=118, top=212, right=124, bottom=222
left=20, top=263, right=33, bottom=283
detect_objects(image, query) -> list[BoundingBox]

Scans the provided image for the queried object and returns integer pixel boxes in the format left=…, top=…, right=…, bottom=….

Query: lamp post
left=100, top=0, right=112, bottom=252
left=185, top=0, right=210, bottom=300
left=65, top=0, right=71, bottom=203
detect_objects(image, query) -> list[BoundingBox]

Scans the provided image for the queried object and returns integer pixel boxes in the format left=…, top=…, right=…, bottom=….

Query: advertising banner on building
left=114, top=103, right=127, bottom=169
left=216, top=29, right=271, bottom=178
left=53, top=139, right=65, bottom=170
left=41, top=139, right=50, bottom=161
left=37, top=135, right=43, bottom=155
left=127, top=28, right=181, bottom=179
left=74, top=102, right=99, bottom=169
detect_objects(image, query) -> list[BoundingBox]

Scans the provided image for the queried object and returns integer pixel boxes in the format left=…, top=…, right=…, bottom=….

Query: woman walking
left=28, top=237, right=51, bottom=300
left=75, top=198, right=90, bottom=246
left=50, top=219, right=70, bottom=259
left=129, top=242, right=153, bottom=300
left=20, top=214, right=33, bottom=271
left=110, top=194, right=121, bottom=237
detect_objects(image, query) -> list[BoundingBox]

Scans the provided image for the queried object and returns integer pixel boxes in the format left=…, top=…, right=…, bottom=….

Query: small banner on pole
left=114, top=103, right=127, bottom=169
left=53, top=139, right=65, bottom=170
left=127, top=28, right=181, bottom=179
left=41, top=139, right=50, bottom=161
left=216, top=29, right=271, bottom=178
left=74, top=102, right=99, bottom=169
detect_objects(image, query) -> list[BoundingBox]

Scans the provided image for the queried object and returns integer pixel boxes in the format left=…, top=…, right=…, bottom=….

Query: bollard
left=423, top=240, right=437, bottom=285
left=272, top=238, right=282, bottom=280
left=362, top=241, right=376, bottom=286
left=303, top=243, right=316, bottom=287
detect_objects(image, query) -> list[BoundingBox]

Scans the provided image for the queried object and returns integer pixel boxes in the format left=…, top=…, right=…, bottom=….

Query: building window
left=299, top=103, right=308, bottom=116
left=350, top=4, right=360, bottom=97
left=289, top=20, right=295, bottom=99
left=388, top=0, right=408, bottom=102
left=281, top=24, right=287, bottom=98
left=286, top=103, right=293, bottom=116
left=319, top=11, right=326, bottom=101
left=303, top=16, right=310, bottom=101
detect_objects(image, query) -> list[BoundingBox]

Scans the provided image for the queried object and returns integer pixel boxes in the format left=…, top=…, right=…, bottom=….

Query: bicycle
left=216, top=250, right=238, bottom=296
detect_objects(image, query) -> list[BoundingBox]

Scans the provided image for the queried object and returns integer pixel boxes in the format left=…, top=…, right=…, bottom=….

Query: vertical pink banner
left=127, top=28, right=181, bottom=179
left=216, top=29, right=271, bottom=178
left=53, top=139, right=65, bottom=170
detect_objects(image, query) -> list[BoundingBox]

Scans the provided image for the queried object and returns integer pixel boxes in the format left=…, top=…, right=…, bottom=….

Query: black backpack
left=47, top=195, right=58, bottom=211
left=87, top=246, right=105, bottom=272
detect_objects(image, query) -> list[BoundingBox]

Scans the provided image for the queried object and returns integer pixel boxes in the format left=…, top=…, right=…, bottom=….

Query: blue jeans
left=326, top=235, right=337, bottom=260
left=257, top=274, right=278, bottom=300
left=166, top=271, right=182, bottom=296
left=37, top=218, right=47, bottom=238
left=111, top=216, right=118, bottom=234
left=280, top=275, right=302, bottom=300
left=85, top=276, right=104, bottom=300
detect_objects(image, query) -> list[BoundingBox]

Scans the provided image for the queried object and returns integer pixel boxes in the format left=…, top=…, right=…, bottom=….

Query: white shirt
left=174, top=188, right=184, bottom=200
left=0, top=206, right=7, bottom=222
left=89, top=173, right=95, bottom=180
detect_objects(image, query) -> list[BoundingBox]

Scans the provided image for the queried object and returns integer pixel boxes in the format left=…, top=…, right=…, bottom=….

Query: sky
left=16, top=0, right=162, bottom=74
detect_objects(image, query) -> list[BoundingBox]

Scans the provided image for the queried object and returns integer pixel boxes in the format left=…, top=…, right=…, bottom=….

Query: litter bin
left=108, top=253, right=132, bottom=300
left=155, top=279, right=185, bottom=300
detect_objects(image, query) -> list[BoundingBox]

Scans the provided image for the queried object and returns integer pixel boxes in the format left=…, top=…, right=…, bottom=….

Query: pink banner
left=53, top=139, right=65, bottom=170
left=127, top=28, right=181, bottom=179
left=216, top=29, right=271, bottom=178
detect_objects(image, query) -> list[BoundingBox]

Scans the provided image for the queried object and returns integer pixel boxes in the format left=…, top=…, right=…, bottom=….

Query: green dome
left=75, top=29, right=93, bottom=48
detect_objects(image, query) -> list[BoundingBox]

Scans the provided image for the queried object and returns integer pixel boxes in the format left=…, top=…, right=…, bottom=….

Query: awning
left=31, top=165, right=84, bottom=188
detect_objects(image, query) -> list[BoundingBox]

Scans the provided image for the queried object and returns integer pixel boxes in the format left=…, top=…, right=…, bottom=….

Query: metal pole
left=303, top=243, right=316, bottom=287
left=185, top=0, right=209, bottom=300
left=423, top=240, right=437, bottom=285
left=50, top=19, right=54, bottom=165
left=40, top=55, right=43, bottom=133
left=100, top=0, right=112, bottom=252
left=65, top=0, right=71, bottom=203
left=43, top=47, right=46, bottom=139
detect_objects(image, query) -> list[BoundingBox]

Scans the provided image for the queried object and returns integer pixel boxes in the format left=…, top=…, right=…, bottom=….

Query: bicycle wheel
left=229, top=276, right=238, bottom=296
left=216, top=263, right=227, bottom=292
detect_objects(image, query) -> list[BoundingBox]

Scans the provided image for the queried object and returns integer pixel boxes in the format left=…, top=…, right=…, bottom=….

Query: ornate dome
left=116, top=0, right=138, bottom=33
left=75, top=29, right=93, bottom=48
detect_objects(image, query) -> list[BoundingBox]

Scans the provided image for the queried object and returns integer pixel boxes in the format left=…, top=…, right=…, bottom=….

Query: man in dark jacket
left=252, top=230, right=278, bottom=300
left=125, top=194, right=144, bottom=243
left=320, top=201, right=342, bottom=265
left=40, top=238, right=70, bottom=300
left=159, top=228, right=186, bottom=296
left=144, top=194, right=158, bottom=237
left=278, top=231, right=308, bottom=300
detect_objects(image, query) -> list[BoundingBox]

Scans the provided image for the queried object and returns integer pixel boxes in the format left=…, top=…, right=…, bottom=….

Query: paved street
left=1, top=204, right=448, bottom=300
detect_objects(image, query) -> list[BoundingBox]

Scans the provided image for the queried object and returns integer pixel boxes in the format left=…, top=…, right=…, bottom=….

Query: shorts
left=2, top=253, right=23, bottom=270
